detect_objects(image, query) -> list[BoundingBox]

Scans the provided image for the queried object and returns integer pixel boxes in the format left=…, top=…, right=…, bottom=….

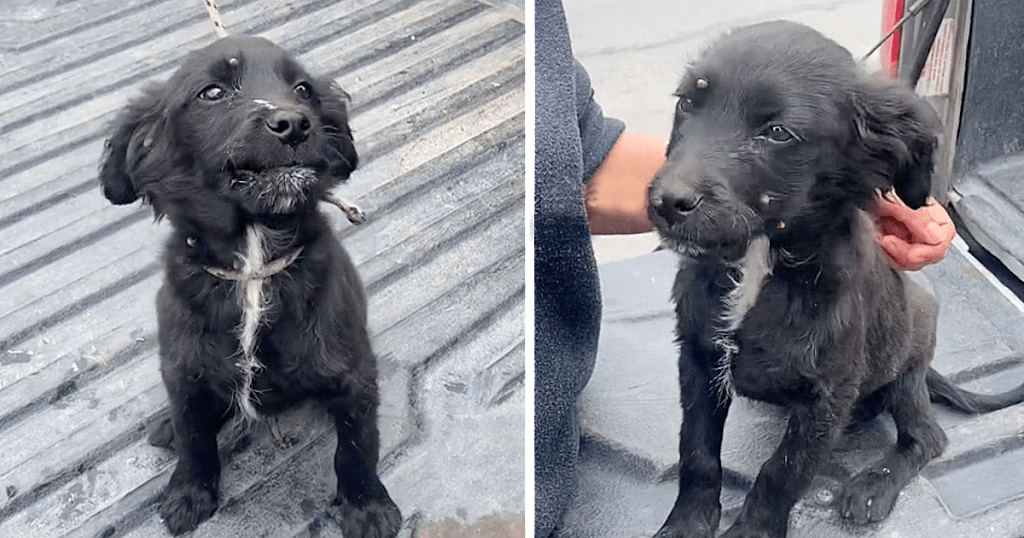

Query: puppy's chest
left=722, top=282, right=815, bottom=399
left=216, top=225, right=308, bottom=419
left=706, top=238, right=815, bottom=398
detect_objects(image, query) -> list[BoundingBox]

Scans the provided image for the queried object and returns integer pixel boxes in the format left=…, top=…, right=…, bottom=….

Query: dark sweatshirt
left=534, top=0, right=625, bottom=535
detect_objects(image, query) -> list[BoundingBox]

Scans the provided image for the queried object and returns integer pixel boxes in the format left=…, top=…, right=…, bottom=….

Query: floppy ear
left=98, top=85, right=175, bottom=206
left=317, top=77, right=359, bottom=179
left=850, top=79, right=940, bottom=209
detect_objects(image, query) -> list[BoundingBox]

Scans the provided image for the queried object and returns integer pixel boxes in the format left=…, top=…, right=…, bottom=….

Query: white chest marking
left=712, top=235, right=772, bottom=400
left=234, top=225, right=271, bottom=420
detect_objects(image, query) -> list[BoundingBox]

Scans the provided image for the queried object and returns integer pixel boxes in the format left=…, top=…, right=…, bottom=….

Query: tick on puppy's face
left=181, top=48, right=349, bottom=214
left=649, top=67, right=825, bottom=261
left=104, top=36, right=359, bottom=218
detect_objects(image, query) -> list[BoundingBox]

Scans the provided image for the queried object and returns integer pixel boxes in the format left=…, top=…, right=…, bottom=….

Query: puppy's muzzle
left=649, top=164, right=706, bottom=228
left=651, top=185, right=703, bottom=225
left=649, top=144, right=716, bottom=227
left=266, top=110, right=311, bottom=146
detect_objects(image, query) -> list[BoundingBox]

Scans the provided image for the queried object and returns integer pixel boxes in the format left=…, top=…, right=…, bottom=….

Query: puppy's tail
left=927, top=367, right=1024, bottom=413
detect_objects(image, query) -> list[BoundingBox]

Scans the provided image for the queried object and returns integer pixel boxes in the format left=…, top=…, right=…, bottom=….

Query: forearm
left=584, top=130, right=665, bottom=234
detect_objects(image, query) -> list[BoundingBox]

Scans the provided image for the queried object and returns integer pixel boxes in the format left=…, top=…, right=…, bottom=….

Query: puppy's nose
left=266, top=110, right=311, bottom=145
left=653, top=188, right=703, bottom=224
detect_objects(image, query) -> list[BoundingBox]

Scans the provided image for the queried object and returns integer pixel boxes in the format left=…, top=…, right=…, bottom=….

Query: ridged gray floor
left=0, top=1, right=525, bottom=536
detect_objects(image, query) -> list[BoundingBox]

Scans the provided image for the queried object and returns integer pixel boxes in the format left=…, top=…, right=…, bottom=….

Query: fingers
left=920, top=199, right=956, bottom=246
left=879, top=235, right=949, bottom=271
left=873, top=190, right=955, bottom=270
left=873, top=191, right=943, bottom=245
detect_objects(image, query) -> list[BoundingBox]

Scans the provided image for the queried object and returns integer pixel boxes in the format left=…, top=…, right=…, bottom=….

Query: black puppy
left=99, top=36, right=400, bottom=537
left=647, top=21, right=1024, bottom=538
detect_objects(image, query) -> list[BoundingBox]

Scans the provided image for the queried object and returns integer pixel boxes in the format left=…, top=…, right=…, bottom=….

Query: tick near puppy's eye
left=198, top=85, right=228, bottom=101
left=293, top=82, right=312, bottom=100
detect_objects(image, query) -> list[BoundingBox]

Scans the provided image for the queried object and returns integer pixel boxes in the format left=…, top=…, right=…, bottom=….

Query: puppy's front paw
left=159, top=482, right=218, bottom=535
left=327, top=495, right=402, bottom=538
left=720, top=523, right=784, bottom=538
left=653, top=520, right=715, bottom=538
left=839, top=469, right=901, bottom=524
left=653, top=500, right=721, bottom=538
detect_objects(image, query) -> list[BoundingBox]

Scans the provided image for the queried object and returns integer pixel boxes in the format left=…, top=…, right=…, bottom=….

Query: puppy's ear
left=317, top=78, right=359, bottom=179
left=98, top=85, right=174, bottom=206
left=850, top=79, right=940, bottom=208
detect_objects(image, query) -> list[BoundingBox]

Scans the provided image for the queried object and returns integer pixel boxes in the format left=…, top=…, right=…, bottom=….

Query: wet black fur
left=647, top=21, right=1024, bottom=538
left=98, top=36, right=399, bottom=537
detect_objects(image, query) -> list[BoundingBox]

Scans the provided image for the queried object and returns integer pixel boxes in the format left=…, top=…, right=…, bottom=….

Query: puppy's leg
left=723, top=391, right=855, bottom=538
left=159, top=385, right=231, bottom=535
left=846, top=389, right=888, bottom=433
left=325, top=393, right=401, bottom=538
left=840, top=364, right=947, bottom=524
left=655, top=346, right=731, bottom=538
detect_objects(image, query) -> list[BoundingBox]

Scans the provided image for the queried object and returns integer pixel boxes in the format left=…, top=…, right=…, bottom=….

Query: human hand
left=872, top=189, right=955, bottom=271
left=585, top=130, right=665, bottom=235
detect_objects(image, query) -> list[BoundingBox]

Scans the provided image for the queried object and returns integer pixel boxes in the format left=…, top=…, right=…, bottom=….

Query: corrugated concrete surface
left=0, top=1, right=525, bottom=537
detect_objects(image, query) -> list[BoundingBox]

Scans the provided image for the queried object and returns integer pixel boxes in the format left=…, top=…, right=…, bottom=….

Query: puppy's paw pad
left=159, top=484, right=218, bottom=535
left=327, top=496, right=402, bottom=538
left=840, top=470, right=900, bottom=524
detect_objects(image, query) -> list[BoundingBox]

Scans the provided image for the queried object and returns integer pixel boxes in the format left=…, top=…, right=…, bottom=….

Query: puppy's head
left=99, top=36, right=357, bottom=220
left=648, top=21, right=939, bottom=260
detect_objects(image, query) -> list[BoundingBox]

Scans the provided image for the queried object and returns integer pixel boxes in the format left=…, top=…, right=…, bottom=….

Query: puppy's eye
left=198, top=85, right=227, bottom=101
left=293, top=82, right=312, bottom=100
left=759, top=124, right=798, bottom=143
left=767, top=125, right=792, bottom=142
left=676, top=96, right=693, bottom=114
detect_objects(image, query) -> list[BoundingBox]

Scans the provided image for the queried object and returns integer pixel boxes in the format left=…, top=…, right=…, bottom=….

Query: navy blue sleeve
left=574, top=61, right=625, bottom=183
